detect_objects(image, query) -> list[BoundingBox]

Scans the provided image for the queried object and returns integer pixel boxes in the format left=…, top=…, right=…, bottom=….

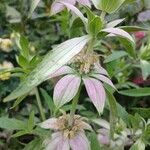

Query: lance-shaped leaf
left=119, top=87, right=150, bottom=97
left=140, top=60, right=150, bottom=80
left=83, top=77, right=106, bottom=114
left=91, top=0, right=125, bottom=14
left=106, top=18, right=125, bottom=28
left=4, top=36, right=90, bottom=102
left=102, top=28, right=135, bottom=43
left=53, top=75, right=81, bottom=108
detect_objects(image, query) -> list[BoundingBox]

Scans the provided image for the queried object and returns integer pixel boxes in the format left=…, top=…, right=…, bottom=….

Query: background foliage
left=0, top=0, right=150, bottom=149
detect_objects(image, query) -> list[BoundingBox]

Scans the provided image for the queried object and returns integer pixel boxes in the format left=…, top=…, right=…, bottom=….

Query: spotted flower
left=40, top=114, right=91, bottom=150
left=48, top=51, right=116, bottom=114
left=51, top=0, right=91, bottom=15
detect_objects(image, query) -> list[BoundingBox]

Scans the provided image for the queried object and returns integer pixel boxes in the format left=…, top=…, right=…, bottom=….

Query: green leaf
left=128, top=114, right=142, bottom=130
left=40, top=88, right=55, bottom=114
left=88, top=16, right=103, bottom=36
left=129, top=139, right=145, bottom=150
left=11, top=94, right=28, bottom=109
left=17, top=55, right=29, bottom=68
left=119, top=38, right=136, bottom=58
left=28, top=111, right=35, bottom=131
left=89, top=132, right=101, bottom=150
left=0, top=117, right=27, bottom=130
left=119, top=87, right=150, bottom=97
left=116, top=102, right=129, bottom=125
left=84, top=6, right=95, bottom=22
left=12, top=130, right=29, bottom=138
left=28, top=0, right=41, bottom=18
left=132, top=108, right=150, bottom=119
left=19, top=36, right=30, bottom=60
left=123, top=0, right=136, bottom=5
left=104, top=51, right=128, bottom=63
left=23, top=138, right=43, bottom=150
left=33, top=127, right=51, bottom=138
left=106, top=89, right=118, bottom=139
left=120, top=26, right=149, bottom=32
left=92, top=0, right=125, bottom=14
left=140, top=60, right=150, bottom=80
left=4, top=36, right=90, bottom=102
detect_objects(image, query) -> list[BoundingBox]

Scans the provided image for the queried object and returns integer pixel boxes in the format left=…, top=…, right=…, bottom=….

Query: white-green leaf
left=91, top=0, right=125, bottom=14
left=102, top=28, right=135, bottom=43
left=106, top=18, right=125, bottom=28
left=130, top=139, right=145, bottom=150
left=140, top=60, right=150, bottom=80
left=4, top=36, right=90, bottom=102
left=6, top=6, right=21, bottom=23
left=28, top=0, right=41, bottom=18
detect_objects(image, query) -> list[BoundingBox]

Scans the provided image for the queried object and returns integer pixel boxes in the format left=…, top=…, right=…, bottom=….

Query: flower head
left=0, top=38, right=13, bottom=52
left=48, top=51, right=116, bottom=114
left=40, top=114, right=91, bottom=150
left=0, top=61, right=14, bottom=80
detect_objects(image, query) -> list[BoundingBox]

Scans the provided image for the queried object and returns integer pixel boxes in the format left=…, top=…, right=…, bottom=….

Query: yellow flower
left=0, top=61, right=14, bottom=80
left=0, top=72, right=11, bottom=81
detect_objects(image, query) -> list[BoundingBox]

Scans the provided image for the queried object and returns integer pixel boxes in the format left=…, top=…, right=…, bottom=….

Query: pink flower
left=51, top=0, right=91, bottom=15
left=134, top=31, right=145, bottom=40
left=40, top=114, right=91, bottom=150
left=48, top=52, right=116, bottom=114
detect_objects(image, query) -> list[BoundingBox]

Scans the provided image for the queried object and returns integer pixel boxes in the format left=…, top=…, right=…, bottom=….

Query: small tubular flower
left=40, top=114, right=91, bottom=150
left=48, top=51, right=116, bottom=114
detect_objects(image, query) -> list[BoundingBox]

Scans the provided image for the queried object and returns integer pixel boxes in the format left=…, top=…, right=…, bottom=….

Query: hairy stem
left=35, top=87, right=46, bottom=121
left=100, top=11, right=106, bottom=21
left=86, top=38, right=95, bottom=52
left=69, top=85, right=82, bottom=126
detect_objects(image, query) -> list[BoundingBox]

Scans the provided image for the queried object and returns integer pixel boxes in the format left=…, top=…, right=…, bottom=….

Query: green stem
left=69, top=85, right=82, bottom=126
left=35, top=87, right=46, bottom=121
left=100, top=11, right=106, bottom=21
left=86, top=38, right=95, bottom=52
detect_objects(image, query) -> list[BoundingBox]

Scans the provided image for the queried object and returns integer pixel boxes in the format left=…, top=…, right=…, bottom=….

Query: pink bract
left=48, top=63, right=115, bottom=114
left=51, top=0, right=91, bottom=15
